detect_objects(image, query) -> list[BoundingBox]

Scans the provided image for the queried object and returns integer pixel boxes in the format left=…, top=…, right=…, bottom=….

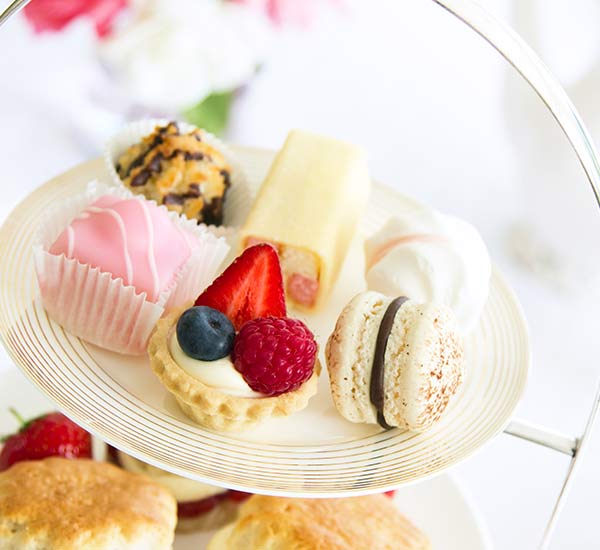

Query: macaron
left=325, top=291, right=464, bottom=432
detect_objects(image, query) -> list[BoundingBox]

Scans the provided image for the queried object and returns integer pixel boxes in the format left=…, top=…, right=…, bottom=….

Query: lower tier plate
left=0, top=365, right=493, bottom=549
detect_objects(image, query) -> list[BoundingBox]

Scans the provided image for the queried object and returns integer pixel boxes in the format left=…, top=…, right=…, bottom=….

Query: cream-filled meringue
left=365, top=208, right=491, bottom=334
left=168, top=332, right=263, bottom=398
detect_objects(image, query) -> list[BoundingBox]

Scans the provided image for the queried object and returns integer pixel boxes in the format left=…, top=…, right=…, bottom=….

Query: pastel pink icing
left=49, top=195, right=194, bottom=302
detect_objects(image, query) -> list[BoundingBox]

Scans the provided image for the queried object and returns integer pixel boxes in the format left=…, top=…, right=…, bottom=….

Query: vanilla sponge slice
left=325, top=291, right=464, bottom=432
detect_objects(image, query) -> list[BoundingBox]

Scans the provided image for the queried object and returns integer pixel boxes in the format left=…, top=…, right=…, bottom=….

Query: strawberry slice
left=0, top=409, right=91, bottom=472
left=195, top=244, right=286, bottom=330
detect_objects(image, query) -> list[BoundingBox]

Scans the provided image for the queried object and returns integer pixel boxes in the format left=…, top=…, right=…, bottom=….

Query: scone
left=116, top=121, right=232, bottom=225
left=0, top=458, right=176, bottom=550
left=239, top=129, right=371, bottom=310
left=108, top=446, right=250, bottom=532
left=207, top=494, right=430, bottom=550
left=149, top=244, right=320, bottom=432
left=365, top=209, right=491, bottom=334
left=326, top=291, right=464, bottom=432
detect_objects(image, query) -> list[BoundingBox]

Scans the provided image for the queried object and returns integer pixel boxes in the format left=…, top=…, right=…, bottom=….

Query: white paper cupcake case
left=33, top=181, right=230, bottom=355
left=104, top=118, right=253, bottom=228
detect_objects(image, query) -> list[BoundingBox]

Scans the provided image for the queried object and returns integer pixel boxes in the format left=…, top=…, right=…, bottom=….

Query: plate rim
left=0, top=152, right=531, bottom=497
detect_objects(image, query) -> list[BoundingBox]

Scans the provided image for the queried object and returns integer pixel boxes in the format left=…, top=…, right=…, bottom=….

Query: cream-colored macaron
left=325, top=291, right=464, bottom=432
left=0, top=457, right=176, bottom=550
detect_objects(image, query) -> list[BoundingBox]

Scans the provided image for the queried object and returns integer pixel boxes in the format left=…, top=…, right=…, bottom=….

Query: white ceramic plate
left=0, top=147, right=530, bottom=495
left=0, top=364, right=493, bottom=550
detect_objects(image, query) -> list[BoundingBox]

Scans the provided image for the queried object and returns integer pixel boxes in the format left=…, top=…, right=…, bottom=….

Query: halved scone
left=207, top=494, right=430, bottom=550
left=0, top=458, right=176, bottom=550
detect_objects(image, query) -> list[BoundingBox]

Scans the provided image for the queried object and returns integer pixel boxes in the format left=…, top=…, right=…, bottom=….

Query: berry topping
left=227, top=490, right=252, bottom=502
left=176, top=490, right=251, bottom=519
left=0, top=409, right=91, bottom=472
left=176, top=306, right=235, bottom=361
left=384, top=490, right=396, bottom=498
left=232, top=317, right=317, bottom=396
left=177, top=494, right=224, bottom=518
left=195, top=244, right=286, bottom=331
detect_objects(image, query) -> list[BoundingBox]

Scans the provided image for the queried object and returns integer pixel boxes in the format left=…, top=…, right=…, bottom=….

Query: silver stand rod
left=0, top=0, right=32, bottom=29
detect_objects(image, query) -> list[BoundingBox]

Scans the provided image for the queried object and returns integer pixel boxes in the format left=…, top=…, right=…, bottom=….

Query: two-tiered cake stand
left=0, top=0, right=598, bottom=548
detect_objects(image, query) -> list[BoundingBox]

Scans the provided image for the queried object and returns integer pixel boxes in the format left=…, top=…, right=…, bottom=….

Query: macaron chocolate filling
left=370, top=296, right=409, bottom=429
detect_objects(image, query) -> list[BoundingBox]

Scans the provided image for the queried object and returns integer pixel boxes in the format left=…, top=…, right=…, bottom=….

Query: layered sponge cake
left=240, top=130, right=371, bottom=310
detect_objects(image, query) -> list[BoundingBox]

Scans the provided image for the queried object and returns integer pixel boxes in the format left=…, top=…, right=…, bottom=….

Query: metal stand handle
left=503, top=380, right=600, bottom=548
left=505, top=419, right=578, bottom=457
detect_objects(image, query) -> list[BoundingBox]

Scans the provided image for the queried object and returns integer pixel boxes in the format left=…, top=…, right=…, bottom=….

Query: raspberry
left=232, top=317, right=317, bottom=396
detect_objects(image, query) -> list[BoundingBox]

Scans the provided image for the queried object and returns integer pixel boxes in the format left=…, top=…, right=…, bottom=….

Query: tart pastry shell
left=148, top=307, right=321, bottom=432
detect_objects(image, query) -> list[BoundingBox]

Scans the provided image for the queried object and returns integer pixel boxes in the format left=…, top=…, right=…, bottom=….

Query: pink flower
left=230, top=0, right=341, bottom=27
left=23, top=0, right=127, bottom=38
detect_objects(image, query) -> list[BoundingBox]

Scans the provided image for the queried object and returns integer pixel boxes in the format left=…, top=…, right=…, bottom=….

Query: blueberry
left=176, top=306, right=235, bottom=361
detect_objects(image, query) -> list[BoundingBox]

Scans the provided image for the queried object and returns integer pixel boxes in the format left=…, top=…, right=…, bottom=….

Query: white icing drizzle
left=137, top=200, right=160, bottom=300
left=86, top=206, right=134, bottom=286
left=66, top=226, right=75, bottom=258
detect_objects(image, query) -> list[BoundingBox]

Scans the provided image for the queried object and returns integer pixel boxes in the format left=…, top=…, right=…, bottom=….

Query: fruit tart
left=148, top=244, right=321, bottom=432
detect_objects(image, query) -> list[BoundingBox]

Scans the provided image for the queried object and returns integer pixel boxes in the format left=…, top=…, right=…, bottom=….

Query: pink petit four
left=50, top=195, right=193, bottom=302
left=35, top=185, right=228, bottom=355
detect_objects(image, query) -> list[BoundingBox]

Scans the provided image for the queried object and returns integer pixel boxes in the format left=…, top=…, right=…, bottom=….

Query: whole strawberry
left=233, top=317, right=317, bottom=396
left=0, top=409, right=91, bottom=472
left=195, top=244, right=286, bottom=331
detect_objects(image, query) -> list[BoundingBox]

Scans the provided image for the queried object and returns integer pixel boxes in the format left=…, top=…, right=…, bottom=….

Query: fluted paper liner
left=34, top=181, right=230, bottom=355
left=104, top=118, right=252, bottom=228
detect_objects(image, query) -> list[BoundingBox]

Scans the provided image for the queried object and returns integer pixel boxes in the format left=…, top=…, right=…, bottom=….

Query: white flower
left=100, top=0, right=271, bottom=112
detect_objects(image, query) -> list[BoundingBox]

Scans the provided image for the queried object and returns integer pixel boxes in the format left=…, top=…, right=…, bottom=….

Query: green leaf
left=1, top=407, right=42, bottom=442
left=183, top=91, right=235, bottom=136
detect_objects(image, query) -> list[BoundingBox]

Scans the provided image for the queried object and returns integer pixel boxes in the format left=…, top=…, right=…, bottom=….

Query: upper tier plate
left=0, top=147, right=530, bottom=496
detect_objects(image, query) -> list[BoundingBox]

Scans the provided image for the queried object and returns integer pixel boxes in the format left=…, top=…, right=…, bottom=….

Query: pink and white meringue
left=365, top=208, right=491, bottom=334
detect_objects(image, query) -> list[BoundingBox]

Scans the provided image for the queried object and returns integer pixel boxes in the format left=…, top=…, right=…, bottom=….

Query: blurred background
left=1, top=0, right=600, bottom=548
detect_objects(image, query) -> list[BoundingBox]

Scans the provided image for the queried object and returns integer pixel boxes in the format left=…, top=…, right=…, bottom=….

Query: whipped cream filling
left=169, top=332, right=264, bottom=398
left=117, top=451, right=225, bottom=503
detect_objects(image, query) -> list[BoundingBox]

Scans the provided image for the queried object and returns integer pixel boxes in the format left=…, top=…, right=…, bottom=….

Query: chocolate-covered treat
left=116, top=122, right=232, bottom=225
